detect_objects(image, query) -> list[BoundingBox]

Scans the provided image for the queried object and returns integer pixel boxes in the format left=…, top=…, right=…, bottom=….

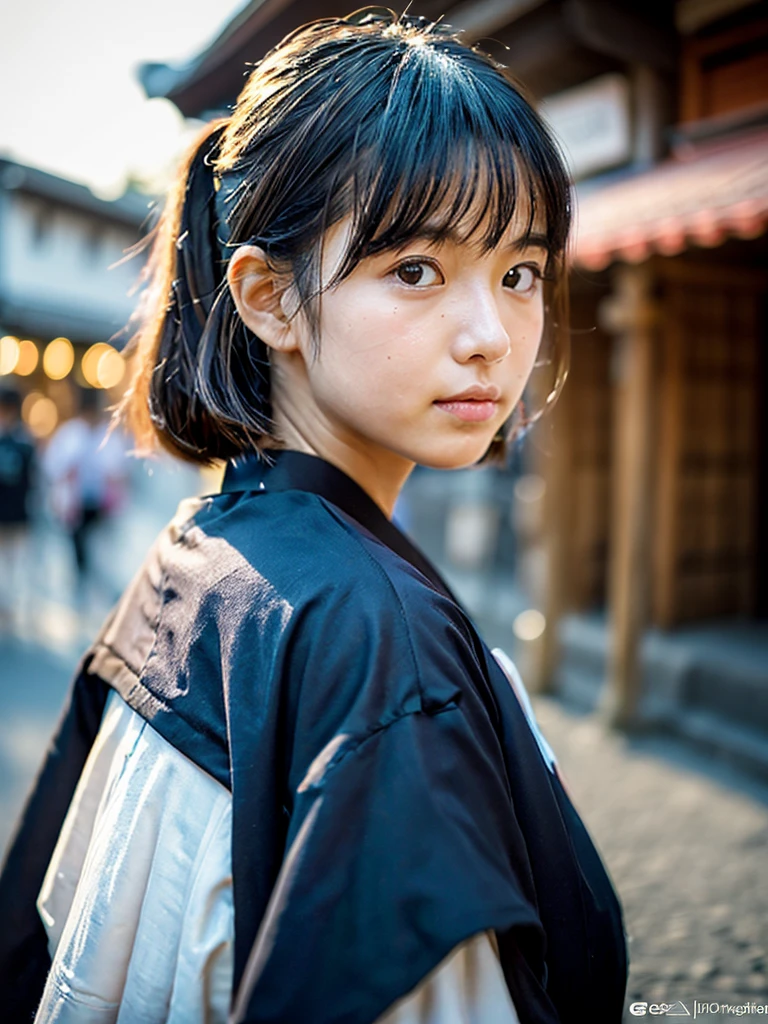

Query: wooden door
left=653, top=260, right=765, bottom=626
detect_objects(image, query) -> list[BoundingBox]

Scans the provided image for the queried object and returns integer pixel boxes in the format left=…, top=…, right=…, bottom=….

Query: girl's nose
left=451, top=289, right=511, bottom=364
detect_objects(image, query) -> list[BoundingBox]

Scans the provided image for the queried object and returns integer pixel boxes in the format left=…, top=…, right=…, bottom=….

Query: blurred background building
left=137, top=0, right=768, bottom=776
left=0, top=157, right=148, bottom=436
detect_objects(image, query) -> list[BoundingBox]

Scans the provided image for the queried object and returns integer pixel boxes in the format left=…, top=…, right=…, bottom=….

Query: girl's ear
left=227, top=245, right=301, bottom=353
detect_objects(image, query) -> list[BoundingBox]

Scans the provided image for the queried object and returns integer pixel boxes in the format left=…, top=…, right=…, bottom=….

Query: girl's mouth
left=433, top=399, right=498, bottom=422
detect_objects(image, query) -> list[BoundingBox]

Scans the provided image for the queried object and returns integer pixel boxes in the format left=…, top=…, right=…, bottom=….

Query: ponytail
left=119, top=120, right=272, bottom=464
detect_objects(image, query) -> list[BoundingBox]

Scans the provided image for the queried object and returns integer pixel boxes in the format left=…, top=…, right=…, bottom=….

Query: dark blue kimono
left=0, top=451, right=628, bottom=1023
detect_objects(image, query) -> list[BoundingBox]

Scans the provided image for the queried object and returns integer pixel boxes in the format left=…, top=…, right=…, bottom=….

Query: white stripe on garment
left=376, top=931, right=521, bottom=1024
left=36, top=690, right=234, bottom=1024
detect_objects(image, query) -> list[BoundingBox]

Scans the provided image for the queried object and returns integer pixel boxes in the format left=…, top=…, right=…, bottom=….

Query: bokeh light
left=21, top=391, right=59, bottom=438
left=81, top=342, right=124, bottom=388
left=15, top=340, right=40, bottom=376
left=43, top=337, right=75, bottom=380
left=81, top=343, right=111, bottom=386
left=97, top=347, right=125, bottom=389
left=514, top=474, right=546, bottom=504
left=513, top=609, right=547, bottom=642
left=0, top=336, right=20, bottom=375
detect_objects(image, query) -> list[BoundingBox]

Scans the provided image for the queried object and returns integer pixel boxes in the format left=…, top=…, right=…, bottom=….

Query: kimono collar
left=221, top=450, right=456, bottom=601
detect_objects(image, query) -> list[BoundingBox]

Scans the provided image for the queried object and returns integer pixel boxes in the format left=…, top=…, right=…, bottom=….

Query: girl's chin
left=411, top=440, right=497, bottom=471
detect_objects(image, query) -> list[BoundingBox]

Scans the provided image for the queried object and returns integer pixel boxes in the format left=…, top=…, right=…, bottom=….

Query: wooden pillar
left=652, top=280, right=683, bottom=629
left=536, top=380, right=572, bottom=694
left=599, top=264, right=658, bottom=729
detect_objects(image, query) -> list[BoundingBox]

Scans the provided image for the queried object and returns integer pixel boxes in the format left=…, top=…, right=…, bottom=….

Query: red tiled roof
left=572, top=128, right=768, bottom=270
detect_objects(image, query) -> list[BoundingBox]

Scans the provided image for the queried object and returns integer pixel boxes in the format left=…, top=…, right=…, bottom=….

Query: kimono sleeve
left=231, top=699, right=560, bottom=1024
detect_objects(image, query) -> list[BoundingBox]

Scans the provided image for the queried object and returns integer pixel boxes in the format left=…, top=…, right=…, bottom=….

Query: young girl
left=0, top=10, right=628, bottom=1023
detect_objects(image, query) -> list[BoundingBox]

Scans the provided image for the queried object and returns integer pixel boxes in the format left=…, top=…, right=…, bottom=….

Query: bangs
left=325, top=43, right=572, bottom=288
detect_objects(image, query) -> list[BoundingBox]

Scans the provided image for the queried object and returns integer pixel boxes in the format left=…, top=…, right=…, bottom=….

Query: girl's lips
left=433, top=399, right=498, bottom=422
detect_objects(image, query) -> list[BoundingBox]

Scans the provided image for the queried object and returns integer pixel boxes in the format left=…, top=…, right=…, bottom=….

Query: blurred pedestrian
left=42, top=386, right=128, bottom=603
left=0, top=384, right=35, bottom=631
left=0, top=12, right=627, bottom=1024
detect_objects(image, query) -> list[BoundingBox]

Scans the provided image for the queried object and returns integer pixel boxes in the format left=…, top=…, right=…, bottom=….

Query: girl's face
left=245, top=203, right=548, bottom=513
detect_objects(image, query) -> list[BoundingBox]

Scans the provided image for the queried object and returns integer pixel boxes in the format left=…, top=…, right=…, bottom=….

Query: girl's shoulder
left=176, top=485, right=459, bottom=621
left=91, top=485, right=489, bottom=779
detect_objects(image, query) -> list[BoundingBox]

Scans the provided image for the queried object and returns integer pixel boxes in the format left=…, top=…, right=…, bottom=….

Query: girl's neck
left=266, top=338, right=417, bottom=518
left=268, top=419, right=414, bottom=520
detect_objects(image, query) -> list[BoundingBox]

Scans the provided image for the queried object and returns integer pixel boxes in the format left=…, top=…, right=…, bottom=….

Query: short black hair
left=123, top=8, right=571, bottom=465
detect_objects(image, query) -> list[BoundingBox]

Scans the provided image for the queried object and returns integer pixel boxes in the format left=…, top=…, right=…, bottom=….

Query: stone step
left=553, top=613, right=768, bottom=782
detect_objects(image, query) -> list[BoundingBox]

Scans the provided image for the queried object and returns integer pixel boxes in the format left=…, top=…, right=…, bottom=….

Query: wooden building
left=140, top=0, right=768, bottom=759
left=547, top=1, right=768, bottom=749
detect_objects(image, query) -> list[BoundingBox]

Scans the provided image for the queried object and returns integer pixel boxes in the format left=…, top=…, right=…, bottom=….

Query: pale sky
left=0, top=0, right=249, bottom=198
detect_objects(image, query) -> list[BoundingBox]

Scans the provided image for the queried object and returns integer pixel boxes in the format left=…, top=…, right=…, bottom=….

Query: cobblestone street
left=533, top=695, right=768, bottom=1021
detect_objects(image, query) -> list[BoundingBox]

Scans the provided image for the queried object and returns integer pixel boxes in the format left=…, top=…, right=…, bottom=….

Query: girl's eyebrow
left=392, top=227, right=551, bottom=254
left=504, top=232, right=550, bottom=254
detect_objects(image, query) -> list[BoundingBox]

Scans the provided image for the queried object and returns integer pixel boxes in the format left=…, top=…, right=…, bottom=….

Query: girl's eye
left=394, top=261, right=443, bottom=287
left=503, top=264, right=541, bottom=293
